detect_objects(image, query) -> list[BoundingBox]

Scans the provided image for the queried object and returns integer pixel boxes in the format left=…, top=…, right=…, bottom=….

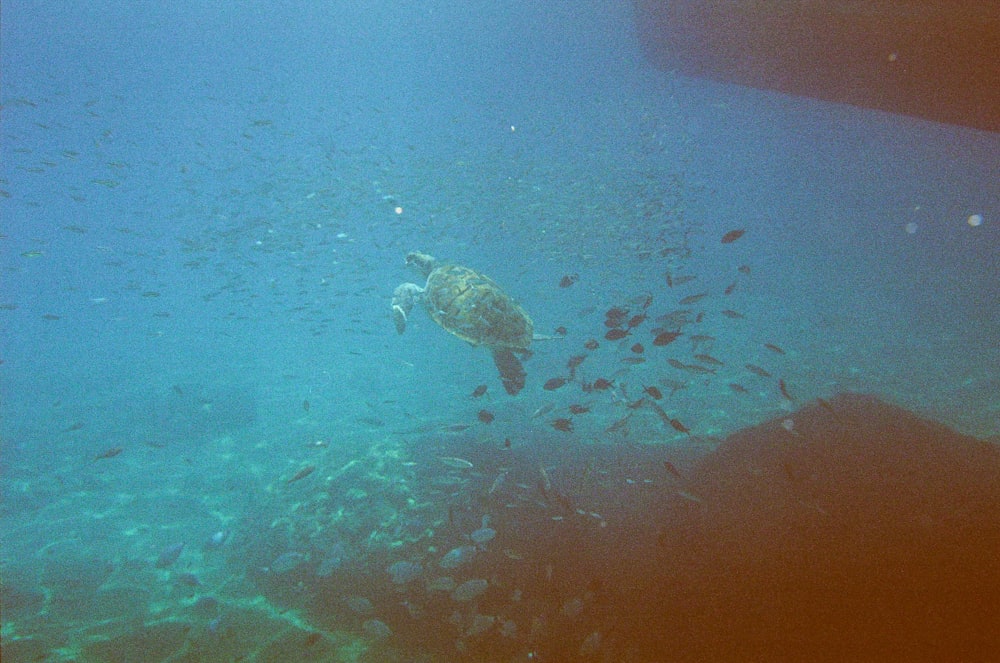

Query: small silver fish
left=439, top=456, right=474, bottom=470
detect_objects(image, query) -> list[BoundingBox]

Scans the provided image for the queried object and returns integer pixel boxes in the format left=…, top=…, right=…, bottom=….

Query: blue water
left=2, top=3, right=998, bottom=662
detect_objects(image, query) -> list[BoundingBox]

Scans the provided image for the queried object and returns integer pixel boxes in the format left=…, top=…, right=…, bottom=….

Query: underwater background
left=2, top=2, right=998, bottom=662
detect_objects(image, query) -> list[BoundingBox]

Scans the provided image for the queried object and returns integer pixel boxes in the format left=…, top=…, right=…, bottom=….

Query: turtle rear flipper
left=493, top=348, right=526, bottom=395
left=392, top=305, right=408, bottom=334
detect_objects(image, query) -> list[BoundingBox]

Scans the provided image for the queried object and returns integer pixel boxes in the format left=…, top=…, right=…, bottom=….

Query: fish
left=666, top=273, right=697, bottom=287
left=488, top=470, right=508, bottom=494
left=621, top=357, right=646, bottom=364
left=174, top=572, right=201, bottom=588
left=440, top=545, right=477, bottom=569
left=543, top=377, right=568, bottom=390
left=745, top=363, right=772, bottom=378
left=729, top=383, right=749, bottom=393
left=646, top=401, right=692, bottom=435
left=568, top=404, right=590, bottom=414
left=302, top=399, right=310, bottom=412
left=668, top=359, right=716, bottom=375
left=693, top=353, right=724, bottom=366
left=471, top=384, right=488, bottom=398
left=270, top=551, right=306, bottom=573
left=669, top=418, right=691, bottom=434
left=658, top=378, right=688, bottom=395
left=583, top=339, right=600, bottom=350
left=452, top=578, right=489, bottom=602
left=656, top=310, right=694, bottom=327
left=559, top=274, right=579, bottom=288
left=723, top=281, right=737, bottom=295
left=652, top=331, right=681, bottom=346
left=778, top=379, right=795, bottom=401
left=439, top=456, right=474, bottom=469
left=440, top=423, right=473, bottom=433
left=605, top=306, right=628, bottom=320
left=647, top=401, right=671, bottom=424
left=631, top=343, right=644, bottom=354
left=591, top=378, right=613, bottom=390
left=721, top=229, right=746, bottom=244
left=204, top=530, right=229, bottom=550
left=531, top=403, right=555, bottom=418
left=387, top=560, right=423, bottom=584
left=689, top=334, right=715, bottom=347
left=764, top=343, right=786, bottom=355
left=287, top=464, right=316, bottom=483
left=663, top=461, right=682, bottom=479
left=470, top=526, right=497, bottom=545
left=606, top=415, right=631, bottom=433
left=551, top=418, right=574, bottom=432
left=155, top=542, right=185, bottom=569
left=678, top=293, right=708, bottom=305
left=605, top=328, right=629, bottom=341
left=643, top=385, right=663, bottom=399
left=627, top=313, right=647, bottom=328
left=478, top=409, right=495, bottom=423
left=566, top=354, right=587, bottom=369
left=538, top=463, right=553, bottom=496
left=21, top=250, right=44, bottom=258
left=677, top=490, right=704, bottom=503
left=94, top=446, right=122, bottom=460
left=738, top=265, right=752, bottom=274
left=721, top=309, right=745, bottom=319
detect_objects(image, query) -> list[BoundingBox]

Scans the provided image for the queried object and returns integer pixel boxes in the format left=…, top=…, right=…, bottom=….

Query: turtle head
left=405, top=252, right=437, bottom=278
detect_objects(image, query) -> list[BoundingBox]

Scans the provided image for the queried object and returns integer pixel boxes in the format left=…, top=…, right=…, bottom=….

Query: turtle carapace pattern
left=392, top=252, right=533, bottom=395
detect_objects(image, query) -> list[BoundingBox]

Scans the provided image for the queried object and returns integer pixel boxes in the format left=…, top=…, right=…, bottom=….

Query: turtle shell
left=423, top=263, right=533, bottom=350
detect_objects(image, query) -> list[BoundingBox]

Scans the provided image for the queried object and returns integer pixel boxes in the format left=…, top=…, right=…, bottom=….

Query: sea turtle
left=392, top=252, right=533, bottom=395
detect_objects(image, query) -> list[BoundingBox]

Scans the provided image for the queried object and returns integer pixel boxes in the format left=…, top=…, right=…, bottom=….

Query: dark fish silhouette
left=94, top=446, right=123, bottom=460
left=544, top=377, right=568, bottom=391
left=721, top=229, right=746, bottom=244
left=559, top=274, right=579, bottom=288
left=288, top=465, right=316, bottom=483
left=678, top=293, right=708, bottom=305
left=551, top=418, right=574, bottom=432
left=652, top=331, right=681, bottom=346
left=663, top=461, right=683, bottom=479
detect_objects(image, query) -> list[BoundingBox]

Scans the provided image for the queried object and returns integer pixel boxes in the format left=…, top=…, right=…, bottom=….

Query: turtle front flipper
left=392, top=283, right=423, bottom=334
left=492, top=348, right=527, bottom=395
